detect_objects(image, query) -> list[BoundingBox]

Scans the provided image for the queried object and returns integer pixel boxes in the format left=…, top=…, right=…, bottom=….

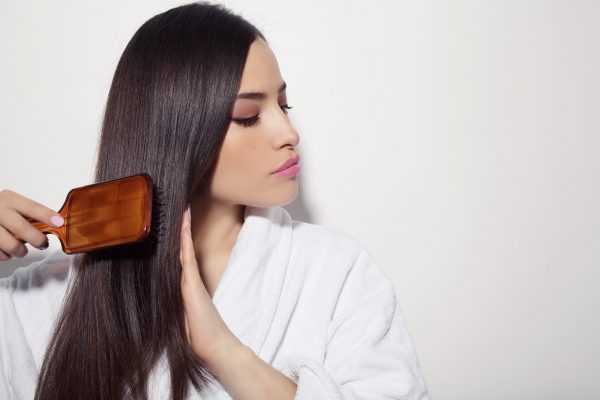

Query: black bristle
left=142, top=183, right=166, bottom=253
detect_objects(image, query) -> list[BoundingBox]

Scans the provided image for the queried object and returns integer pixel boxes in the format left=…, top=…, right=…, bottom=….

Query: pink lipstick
left=272, top=155, right=301, bottom=177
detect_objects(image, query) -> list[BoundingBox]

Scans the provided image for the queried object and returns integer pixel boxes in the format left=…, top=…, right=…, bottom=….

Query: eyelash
left=232, top=104, right=293, bottom=128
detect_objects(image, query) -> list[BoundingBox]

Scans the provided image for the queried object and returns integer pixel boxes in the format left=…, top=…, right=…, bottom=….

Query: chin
left=248, top=183, right=299, bottom=208
left=276, top=182, right=299, bottom=206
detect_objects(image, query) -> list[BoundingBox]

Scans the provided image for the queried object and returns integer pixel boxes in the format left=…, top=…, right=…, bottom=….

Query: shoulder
left=0, top=250, right=72, bottom=391
left=0, top=250, right=72, bottom=369
left=0, top=249, right=72, bottom=323
left=290, top=218, right=364, bottom=258
left=289, top=217, right=396, bottom=307
left=0, top=249, right=72, bottom=292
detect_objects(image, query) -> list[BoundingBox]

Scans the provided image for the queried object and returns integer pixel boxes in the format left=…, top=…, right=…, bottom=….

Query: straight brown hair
left=34, top=3, right=265, bottom=399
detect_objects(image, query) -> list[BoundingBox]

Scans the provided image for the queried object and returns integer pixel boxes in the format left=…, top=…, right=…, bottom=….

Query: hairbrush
left=12, top=173, right=162, bottom=254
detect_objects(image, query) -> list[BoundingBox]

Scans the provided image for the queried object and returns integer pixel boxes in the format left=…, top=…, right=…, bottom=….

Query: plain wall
left=1, top=1, right=598, bottom=399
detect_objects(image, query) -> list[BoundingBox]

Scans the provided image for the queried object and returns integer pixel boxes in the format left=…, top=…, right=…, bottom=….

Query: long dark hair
left=34, top=3, right=265, bottom=399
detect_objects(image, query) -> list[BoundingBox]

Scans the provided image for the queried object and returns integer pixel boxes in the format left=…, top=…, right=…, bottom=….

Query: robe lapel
left=198, top=205, right=293, bottom=399
left=212, top=205, right=293, bottom=357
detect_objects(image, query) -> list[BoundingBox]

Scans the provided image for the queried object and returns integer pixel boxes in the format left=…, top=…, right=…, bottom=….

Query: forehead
left=238, top=39, right=283, bottom=92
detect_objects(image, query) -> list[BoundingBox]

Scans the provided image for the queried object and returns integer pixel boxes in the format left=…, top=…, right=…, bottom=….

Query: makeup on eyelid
left=231, top=104, right=293, bottom=127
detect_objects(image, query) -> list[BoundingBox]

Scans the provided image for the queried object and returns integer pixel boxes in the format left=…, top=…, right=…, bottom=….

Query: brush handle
left=12, top=213, right=67, bottom=246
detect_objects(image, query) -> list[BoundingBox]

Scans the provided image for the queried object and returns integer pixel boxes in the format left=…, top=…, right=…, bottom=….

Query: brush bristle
left=142, top=183, right=166, bottom=252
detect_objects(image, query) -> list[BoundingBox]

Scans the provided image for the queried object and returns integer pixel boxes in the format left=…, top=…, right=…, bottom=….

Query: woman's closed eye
left=232, top=104, right=293, bottom=128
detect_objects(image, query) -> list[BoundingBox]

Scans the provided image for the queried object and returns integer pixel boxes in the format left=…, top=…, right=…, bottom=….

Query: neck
left=188, top=195, right=246, bottom=261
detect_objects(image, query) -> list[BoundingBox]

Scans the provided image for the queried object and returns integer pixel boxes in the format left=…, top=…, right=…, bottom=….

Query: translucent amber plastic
left=13, top=173, right=154, bottom=254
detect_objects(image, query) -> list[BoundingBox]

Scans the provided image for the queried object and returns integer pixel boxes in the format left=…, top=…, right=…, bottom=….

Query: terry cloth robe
left=0, top=205, right=430, bottom=399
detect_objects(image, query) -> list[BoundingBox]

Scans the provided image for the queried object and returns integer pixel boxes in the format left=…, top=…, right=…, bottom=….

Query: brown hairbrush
left=12, top=173, right=160, bottom=254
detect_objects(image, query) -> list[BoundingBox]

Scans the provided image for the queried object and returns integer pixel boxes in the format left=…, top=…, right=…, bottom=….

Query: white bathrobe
left=0, top=205, right=429, bottom=399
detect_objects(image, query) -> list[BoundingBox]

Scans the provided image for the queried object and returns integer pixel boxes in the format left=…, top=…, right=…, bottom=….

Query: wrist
left=206, top=335, right=252, bottom=379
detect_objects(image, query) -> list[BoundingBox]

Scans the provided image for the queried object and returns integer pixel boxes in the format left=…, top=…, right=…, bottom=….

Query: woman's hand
left=179, top=205, right=243, bottom=371
left=0, top=189, right=64, bottom=261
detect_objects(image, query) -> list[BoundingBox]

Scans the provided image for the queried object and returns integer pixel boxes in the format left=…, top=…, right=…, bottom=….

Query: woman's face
left=206, top=38, right=301, bottom=208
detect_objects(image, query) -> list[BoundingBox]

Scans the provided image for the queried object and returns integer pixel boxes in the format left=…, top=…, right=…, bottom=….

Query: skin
left=0, top=192, right=56, bottom=260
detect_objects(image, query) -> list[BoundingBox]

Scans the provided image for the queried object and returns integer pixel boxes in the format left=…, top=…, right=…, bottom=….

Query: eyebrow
left=236, top=81, right=287, bottom=100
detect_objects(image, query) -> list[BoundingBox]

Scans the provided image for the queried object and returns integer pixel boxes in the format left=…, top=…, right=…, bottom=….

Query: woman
left=0, top=2, right=429, bottom=399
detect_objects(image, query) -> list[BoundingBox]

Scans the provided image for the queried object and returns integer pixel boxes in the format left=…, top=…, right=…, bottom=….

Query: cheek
left=211, top=131, right=266, bottom=192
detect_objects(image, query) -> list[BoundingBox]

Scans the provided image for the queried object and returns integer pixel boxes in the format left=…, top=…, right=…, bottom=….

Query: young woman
left=0, top=2, right=429, bottom=399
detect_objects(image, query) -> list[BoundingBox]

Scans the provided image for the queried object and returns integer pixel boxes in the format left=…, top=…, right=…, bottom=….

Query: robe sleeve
left=0, top=273, right=39, bottom=400
left=278, top=248, right=429, bottom=400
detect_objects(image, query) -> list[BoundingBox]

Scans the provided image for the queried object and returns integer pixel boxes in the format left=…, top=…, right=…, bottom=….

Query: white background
left=1, top=1, right=599, bottom=399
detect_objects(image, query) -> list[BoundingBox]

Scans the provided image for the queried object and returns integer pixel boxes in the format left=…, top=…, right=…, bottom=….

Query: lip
left=271, top=155, right=300, bottom=174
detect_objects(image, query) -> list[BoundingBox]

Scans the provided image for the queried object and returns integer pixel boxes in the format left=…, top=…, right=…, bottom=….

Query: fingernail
left=50, top=215, right=64, bottom=227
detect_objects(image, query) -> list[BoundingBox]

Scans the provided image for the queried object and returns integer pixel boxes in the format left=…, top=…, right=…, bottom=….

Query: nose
left=284, top=120, right=300, bottom=148
left=274, top=107, right=300, bottom=148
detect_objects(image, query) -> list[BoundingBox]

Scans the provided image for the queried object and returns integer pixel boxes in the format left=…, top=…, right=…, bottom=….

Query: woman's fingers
left=0, top=189, right=60, bottom=255
left=180, top=206, right=199, bottom=285
left=2, top=189, right=64, bottom=231
left=0, top=225, right=28, bottom=258
left=184, top=310, right=191, bottom=342
left=180, top=205, right=210, bottom=303
left=0, top=250, right=11, bottom=261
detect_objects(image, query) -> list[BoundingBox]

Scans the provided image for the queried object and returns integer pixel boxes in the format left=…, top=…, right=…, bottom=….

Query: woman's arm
left=207, top=339, right=298, bottom=400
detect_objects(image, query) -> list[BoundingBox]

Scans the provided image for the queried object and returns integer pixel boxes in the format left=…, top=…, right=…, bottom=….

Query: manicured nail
left=50, top=215, right=64, bottom=227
